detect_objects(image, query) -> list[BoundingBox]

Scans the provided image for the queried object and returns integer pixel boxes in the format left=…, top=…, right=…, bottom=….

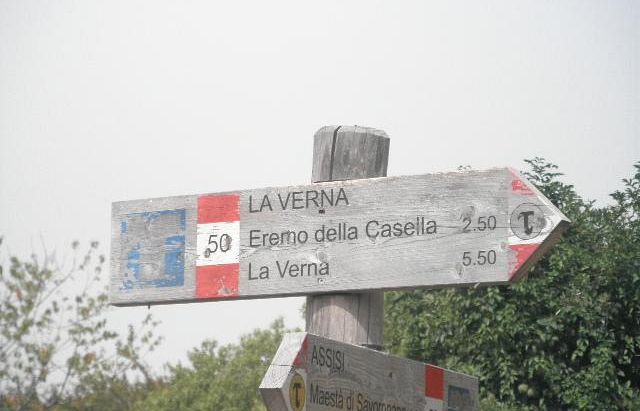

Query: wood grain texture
left=311, top=125, right=389, bottom=183
left=259, top=332, right=479, bottom=411
left=307, top=125, right=388, bottom=349
left=110, top=167, right=569, bottom=306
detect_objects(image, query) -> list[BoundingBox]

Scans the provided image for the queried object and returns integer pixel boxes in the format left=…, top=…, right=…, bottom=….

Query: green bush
left=385, top=159, right=640, bottom=410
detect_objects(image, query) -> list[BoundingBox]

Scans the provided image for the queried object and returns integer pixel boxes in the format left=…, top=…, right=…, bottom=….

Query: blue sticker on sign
left=120, top=209, right=186, bottom=290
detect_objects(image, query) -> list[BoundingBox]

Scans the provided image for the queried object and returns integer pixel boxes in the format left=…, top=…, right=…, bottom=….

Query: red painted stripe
left=198, top=194, right=240, bottom=224
left=195, top=264, right=239, bottom=299
left=509, top=244, right=539, bottom=280
left=293, top=336, right=309, bottom=369
left=425, top=365, right=444, bottom=400
left=508, top=168, right=535, bottom=196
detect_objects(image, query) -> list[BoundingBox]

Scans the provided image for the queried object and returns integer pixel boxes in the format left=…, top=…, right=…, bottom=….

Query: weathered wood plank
left=306, top=125, right=388, bottom=349
left=259, top=332, right=479, bottom=411
left=110, top=166, right=569, bottom=306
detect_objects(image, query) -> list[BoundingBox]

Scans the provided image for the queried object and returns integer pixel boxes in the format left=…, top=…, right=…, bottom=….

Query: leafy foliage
left=134, top=319, right=290, bottom=411
left=0, top=238, right=291, bottom=411
left=0, top=242, right=160, bottom=410
left=385, top=159, right=640, bottom=410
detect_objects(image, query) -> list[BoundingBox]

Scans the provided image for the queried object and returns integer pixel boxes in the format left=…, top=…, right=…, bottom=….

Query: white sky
left=1, top=0, right=638, bottom=372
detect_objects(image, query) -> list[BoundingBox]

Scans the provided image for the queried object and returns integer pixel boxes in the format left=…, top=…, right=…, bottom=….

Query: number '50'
left=204, top=233, right=232, bottom=257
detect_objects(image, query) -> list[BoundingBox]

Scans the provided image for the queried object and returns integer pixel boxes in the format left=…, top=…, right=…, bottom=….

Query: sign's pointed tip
left=507, top=166, right=571, bottom=225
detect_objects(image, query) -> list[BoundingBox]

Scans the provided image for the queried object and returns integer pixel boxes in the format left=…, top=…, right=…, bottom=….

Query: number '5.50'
left=462, top=250, right=497, bottom=266
left=204, top=233, right=232, bottom=257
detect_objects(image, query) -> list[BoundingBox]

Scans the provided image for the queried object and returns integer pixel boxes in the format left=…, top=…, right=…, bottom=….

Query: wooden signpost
left=110, top=125, right=569, bottom=411
left=110, top=167, right=568, bottom=306
left=260, top=332, right=479, bottom=411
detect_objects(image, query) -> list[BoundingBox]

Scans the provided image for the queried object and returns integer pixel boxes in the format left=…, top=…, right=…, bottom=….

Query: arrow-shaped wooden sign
left=110, top=168, right=569, bottom=306
left=260, top=332, right=479, bottom=411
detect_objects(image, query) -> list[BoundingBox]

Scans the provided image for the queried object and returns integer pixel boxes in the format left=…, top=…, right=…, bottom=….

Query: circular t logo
left=510, top=203, right=546, bottom=240
left=289, top=372, right=305, bottom=411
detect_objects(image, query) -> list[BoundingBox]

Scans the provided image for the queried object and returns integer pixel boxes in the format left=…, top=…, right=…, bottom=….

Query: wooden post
left=305, top=125, right=390, bottom=350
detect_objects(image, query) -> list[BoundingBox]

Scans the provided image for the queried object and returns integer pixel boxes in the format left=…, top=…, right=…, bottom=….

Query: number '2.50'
left=462, top=215, right=497, bottom=232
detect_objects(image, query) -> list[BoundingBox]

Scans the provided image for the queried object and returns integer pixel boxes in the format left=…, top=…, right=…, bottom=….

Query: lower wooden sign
left=260, top=333, right=479, bottom=411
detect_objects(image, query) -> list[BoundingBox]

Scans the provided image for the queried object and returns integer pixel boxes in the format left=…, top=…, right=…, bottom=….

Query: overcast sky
left=1, top=0, right=638, bottom=371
